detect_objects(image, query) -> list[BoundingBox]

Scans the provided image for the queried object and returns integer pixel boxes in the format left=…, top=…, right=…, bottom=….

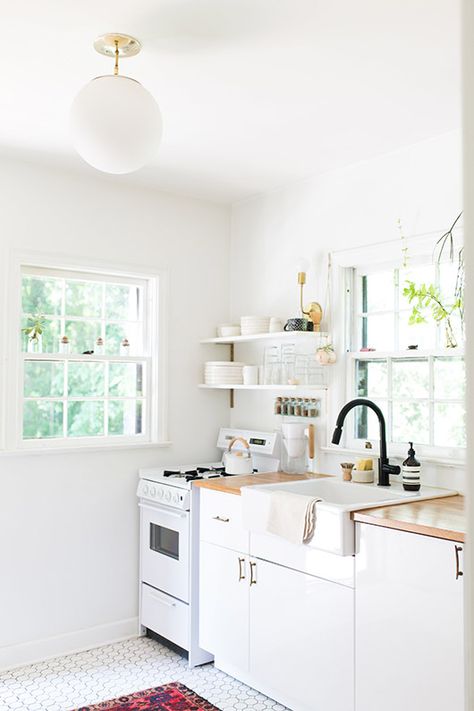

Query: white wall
left=462, top=0, right=474, bottom=704
left=0, top=157, right=231, bottom=668
left=0, top=130, right=465, bottom=670
left=229, top=131, right=465, bottom=491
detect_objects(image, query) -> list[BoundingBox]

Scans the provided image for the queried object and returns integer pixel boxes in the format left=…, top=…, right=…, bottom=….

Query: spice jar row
left=274, top=396, right=319, bottom=417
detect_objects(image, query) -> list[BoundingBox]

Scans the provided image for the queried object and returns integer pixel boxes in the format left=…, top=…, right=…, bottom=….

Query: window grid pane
left=21, top=274, right=144, bottom=356
left=22, top=358, right=147, bottom=440
left=353, top=356, right=464, bottom=449
left=357, top=266, right=449, bottom=353
left=21, top=267, right=149, bottom=442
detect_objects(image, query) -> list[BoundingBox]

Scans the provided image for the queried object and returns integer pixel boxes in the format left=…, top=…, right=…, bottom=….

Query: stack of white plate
left=204, top=361, right=245, bottom=385
left=240, top=316, right=271, bottom=335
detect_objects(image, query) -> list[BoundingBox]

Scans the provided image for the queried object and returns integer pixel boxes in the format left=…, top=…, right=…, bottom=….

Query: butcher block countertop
left=194, top=472, right=466, bottom=542
left=352, top=495, right=465, bottom=543
left=193, top=471, right=329, bottom=495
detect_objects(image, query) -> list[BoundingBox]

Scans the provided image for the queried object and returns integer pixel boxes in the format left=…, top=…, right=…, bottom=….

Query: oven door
left=140, top=501, right=190, bottom=603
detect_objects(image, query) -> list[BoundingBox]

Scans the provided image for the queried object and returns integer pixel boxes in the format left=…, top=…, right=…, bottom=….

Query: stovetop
left=139, top=462, right=234, bottom=490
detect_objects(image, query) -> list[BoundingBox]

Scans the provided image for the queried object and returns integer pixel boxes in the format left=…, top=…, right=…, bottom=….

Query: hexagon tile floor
left=0, top=636, right=289, bottom=711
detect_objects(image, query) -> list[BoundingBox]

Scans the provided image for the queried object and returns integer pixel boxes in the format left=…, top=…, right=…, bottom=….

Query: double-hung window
left=346, top=257, right=465, bottom=457
left=20, top=266, right=154, bottom=446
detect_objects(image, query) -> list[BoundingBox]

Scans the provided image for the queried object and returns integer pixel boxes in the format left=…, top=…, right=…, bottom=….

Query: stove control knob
left=173, top=492, right=180, bottom=505
left=142, top=484, right=149, bottom=496
left=149, top=486, right=156, bottom=498
left=157, top=487, right=164, bottom=499
left=164, top=490, right=172, bottom=503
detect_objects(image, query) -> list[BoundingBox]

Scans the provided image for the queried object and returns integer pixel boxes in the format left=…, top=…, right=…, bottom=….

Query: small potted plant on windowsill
left=22, top=313, right=46, bottom=353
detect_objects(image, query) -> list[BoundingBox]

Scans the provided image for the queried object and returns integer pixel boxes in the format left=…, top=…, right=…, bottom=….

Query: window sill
left=320, top=445, right=465, bottom=469
left=0, top=441, right=173, bottom=457
left=349, top=349, right=465, bottom=359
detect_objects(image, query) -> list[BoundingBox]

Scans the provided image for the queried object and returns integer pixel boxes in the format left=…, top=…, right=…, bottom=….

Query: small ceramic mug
left=243, top=365, right=259, bottom=385
left=269, top=317, right=284, bottom=333
left=284, top=317, right=313, bottom=332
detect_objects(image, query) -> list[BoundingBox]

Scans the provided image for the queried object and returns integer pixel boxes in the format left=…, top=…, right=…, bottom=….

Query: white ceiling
left=0, top=0, right=461, bottom=203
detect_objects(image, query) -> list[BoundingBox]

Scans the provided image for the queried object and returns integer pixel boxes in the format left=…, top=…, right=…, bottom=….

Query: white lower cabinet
left=199, top=491, right=465, bottom=711
left=199, top=489, right=355, bottom=710
left=355, top=523, right=465, bottom=711
left=250, top=557, right=354, bottom=711
left=199, top=541, right=249, bottom=672
left=199, top=547, right=354, bottom=711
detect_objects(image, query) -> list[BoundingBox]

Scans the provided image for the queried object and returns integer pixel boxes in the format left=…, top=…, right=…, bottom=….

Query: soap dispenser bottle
left=402, top=442, right=421, bottom=491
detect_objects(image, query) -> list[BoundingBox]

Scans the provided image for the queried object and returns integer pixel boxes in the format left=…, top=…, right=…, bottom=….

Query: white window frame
left=345, top=351, right=465, bottom=460
left=327, top=231, right=465, bottom=466
left=2, top=250, right=170, bottom=453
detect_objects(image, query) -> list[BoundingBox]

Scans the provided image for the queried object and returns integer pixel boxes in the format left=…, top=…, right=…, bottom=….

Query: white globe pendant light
left=70, top=34, right=162, bottom=174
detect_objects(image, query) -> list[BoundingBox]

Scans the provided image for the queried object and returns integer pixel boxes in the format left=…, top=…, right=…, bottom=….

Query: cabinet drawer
left=141, top=583, right=189, bottom=650
left=251, top=531, right=354, bottom=587
left=200, top=490, right=249, bottom=552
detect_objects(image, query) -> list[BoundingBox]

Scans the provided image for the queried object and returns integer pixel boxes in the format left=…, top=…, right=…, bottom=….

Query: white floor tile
left=0, top=637, right=289, bottom=711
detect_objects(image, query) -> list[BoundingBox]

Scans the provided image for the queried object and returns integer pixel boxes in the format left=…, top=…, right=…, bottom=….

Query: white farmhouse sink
left=242, top=478, right=457, bottom=556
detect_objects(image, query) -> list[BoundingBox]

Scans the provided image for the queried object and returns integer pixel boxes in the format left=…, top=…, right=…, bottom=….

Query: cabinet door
left=356, top=524, right=464, bottom=711
left=250, top=558, right=354, bottom=711
left=199, top=541, right=249, bottom=671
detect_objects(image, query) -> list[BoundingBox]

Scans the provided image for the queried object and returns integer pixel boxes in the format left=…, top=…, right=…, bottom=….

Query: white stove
left=138, top=428, right=280, bottom=511
left=137, top=428, right=279, bottom=667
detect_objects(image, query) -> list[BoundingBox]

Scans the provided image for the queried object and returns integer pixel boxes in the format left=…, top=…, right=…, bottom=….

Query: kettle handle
left=227, top=436, right=250, bottom=453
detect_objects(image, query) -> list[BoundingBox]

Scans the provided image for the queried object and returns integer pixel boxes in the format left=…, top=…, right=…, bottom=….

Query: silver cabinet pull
left=212, top=515, right=230, bottom=523
left=250, top=561, right=257, bottom=586
left=238, top=557, right=246, bottom=581
left=455, top=545, right=463, bottom=580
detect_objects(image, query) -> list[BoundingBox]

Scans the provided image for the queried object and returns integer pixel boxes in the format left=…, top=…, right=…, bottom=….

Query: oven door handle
left=139, top=502, right=188, bottom=520
left=148, top=588, right=177, bottom=608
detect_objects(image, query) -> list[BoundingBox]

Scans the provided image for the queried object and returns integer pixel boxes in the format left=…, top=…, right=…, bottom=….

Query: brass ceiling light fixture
left=70, top=33, right=163, bottom=174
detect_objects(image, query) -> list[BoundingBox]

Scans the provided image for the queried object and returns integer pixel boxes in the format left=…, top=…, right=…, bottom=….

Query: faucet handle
left=384, top=462, right=401, bottom=476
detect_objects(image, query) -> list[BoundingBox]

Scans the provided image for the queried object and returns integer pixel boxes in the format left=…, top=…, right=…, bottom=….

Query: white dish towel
left=241, top=486, right=321, bottom=545
left=267, top=490, right=321, bottom=545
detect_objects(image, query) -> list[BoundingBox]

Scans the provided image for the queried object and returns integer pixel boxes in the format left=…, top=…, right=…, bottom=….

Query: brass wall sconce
left=297, top=270, right=323, bottom=331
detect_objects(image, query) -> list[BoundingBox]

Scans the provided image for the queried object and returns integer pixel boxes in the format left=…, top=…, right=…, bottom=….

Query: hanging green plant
left=403, top=281, right=461, bottom=349
left=399, top=212, right=464, bottom=349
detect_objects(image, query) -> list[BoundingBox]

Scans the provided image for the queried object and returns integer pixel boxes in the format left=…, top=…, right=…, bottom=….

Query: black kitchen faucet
left=331, top=398, right=400, bottom=486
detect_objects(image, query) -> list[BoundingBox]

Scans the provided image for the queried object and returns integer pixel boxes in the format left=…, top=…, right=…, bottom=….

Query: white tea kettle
left=223, top=437, right=254, bottom=475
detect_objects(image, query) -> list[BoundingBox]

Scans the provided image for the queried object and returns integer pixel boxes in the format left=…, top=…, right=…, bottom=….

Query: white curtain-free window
left=20, top=265, right=152, bottom=445
left=346, top=258, right=465, bottom=457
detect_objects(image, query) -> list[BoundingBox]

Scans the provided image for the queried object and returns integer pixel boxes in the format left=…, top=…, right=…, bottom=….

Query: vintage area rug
left=72, top=682, right=220, bottom=711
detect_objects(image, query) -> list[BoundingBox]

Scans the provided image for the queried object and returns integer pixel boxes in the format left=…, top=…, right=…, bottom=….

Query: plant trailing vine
left=401, top=211, right=464, bottom=349
left=403, top=282, right=460, bottom=349
left=433, top=211, right=464, bottom=330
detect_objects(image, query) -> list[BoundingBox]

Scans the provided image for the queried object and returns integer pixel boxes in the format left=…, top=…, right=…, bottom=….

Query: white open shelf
left=200, top=331, right=329, bottom=345
left=198, top=384, right=328, bottom=391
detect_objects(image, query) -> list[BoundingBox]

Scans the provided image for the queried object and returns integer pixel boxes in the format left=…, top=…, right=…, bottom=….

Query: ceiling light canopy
left=70, top=34, right=162, bottom=175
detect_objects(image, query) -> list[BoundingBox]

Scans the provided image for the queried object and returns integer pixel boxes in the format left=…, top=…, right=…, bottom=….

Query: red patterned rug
left=71, top=682, right=220, bottom=710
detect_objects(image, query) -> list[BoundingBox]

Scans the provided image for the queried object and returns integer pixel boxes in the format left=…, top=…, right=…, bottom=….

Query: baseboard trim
left=0, top=617, right=140, bottom=672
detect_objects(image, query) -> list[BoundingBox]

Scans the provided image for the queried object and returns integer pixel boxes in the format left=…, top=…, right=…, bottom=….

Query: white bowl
left=351, top=469, right=375, bottom=483
left=205, top=377, right=244, bottom=385
left=217, top=324, right=241, bottom=337
left=205, top=361, right=246, bottom=366
left=240, top=316, right=271, bottom=324
left=205, top=377, right=243, bottom=382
